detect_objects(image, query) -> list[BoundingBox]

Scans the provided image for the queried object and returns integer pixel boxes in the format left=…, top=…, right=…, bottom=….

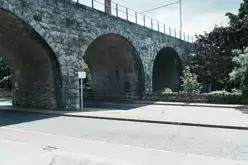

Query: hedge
left=205, top=93, right=248, bottom=104
left=142, top=92, right=248, bottom=105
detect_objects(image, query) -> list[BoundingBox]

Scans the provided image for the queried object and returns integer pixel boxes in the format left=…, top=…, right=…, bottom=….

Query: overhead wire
left=141, top=1, right=180, bottom=13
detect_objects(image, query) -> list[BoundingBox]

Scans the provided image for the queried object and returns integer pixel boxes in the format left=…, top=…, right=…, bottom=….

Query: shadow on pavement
left=0, top=99, right=59, bottom=127
left=0, top=110, right=58, bottom=127
left=0, top=99, right=153, bottom=127
left=84, top=101, right=153, bottom=112
left=236, top=108, right=248, bottom=114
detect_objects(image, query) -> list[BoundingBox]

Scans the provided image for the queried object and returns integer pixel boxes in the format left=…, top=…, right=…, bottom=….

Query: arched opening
left=84, top=34, right=144, bottom=100
left=0, top=9, right=62, bottom=109
left=153, top=47, right=183, bottom=92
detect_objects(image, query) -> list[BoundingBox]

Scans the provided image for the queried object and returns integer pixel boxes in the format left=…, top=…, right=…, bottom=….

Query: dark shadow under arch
left=84, top=33, right=145, bottom=99
left=153, top=47, right=183, bottom=92
left=0, top=9, right=63, bottom=109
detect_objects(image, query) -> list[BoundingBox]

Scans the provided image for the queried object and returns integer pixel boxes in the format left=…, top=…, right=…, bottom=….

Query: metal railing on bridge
left=74, top=0, right=196, bottom=43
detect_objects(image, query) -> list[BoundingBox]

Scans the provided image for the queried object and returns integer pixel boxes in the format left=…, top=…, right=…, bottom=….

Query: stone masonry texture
left=0, top=0, right=192, bottom=110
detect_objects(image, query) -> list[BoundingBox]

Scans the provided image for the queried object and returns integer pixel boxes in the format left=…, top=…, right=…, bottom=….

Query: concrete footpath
left=131, top=100, right=248, bottom=109
left=1, top=127, right=248, bottom=165
left=1, top=100, right=248, bottom=130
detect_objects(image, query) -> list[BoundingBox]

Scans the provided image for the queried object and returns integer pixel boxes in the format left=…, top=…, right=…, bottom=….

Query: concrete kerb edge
left=84, top=100, right=248, bottom=109
left=2, top=107, right=248, bottom=131
left=130, top=101, right=248, bottom=109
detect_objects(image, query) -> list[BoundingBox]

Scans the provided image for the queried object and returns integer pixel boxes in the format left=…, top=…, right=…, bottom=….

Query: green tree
left=181, top=67, right=202, bottom=94
left=191, top=17, right=248, bottom=92
left=191, top=27, right=234, bottom=91
left=0, top=57, right=11, bottom=89
left=78, top=60, right=92, bottom=89
left=229, top=47, right=248, bottom=95
left=226, top=0, right=248, bottom=24
left=191, top=0, right=248, bottom=92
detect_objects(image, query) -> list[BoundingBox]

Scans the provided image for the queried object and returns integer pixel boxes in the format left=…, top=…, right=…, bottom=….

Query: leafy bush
left=229, top=47, right=248, bottom=96
left=161, top=88, right=173, bottom=95
left=206, top=92, right=247, bottom=104
left=78, top=60, right=92, bottom=89
left=146, top=89, right=248, bottom=104
left=242, top=66, right=248, bottom=96
left=181, top=66, right=202, bottom=94
left=202, top=91, right=248, bottom=104
left=205, top=90, right=247, bottom=104
left=209, top=90, right=231, bottom=95
left=231, top=88, right=241, bottom=93
left=242, top=87, right=248, bottom=97
left=0, top=57, right=11, bottom=89
left=191, top=15, right=248, bottom=91
left=0, top=75, right=12, bottom=89
left=229, top=49, right=248, bottom=88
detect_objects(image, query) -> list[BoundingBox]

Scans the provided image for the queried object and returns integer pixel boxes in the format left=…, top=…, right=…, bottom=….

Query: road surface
left=0, top=110, right=248, bottom=162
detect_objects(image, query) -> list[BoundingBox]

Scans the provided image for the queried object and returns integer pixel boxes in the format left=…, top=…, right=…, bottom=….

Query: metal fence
left=74, top=0, right=196, bottom=43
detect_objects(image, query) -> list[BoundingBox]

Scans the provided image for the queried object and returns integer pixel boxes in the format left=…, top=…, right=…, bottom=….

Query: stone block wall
left=0, top=0, right=192, bottom=109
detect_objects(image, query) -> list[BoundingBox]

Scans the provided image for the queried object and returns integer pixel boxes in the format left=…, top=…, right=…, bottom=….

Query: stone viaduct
left=0, top=0, right=193, bottom=110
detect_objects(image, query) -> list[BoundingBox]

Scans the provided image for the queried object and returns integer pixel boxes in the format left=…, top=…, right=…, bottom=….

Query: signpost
left=78, top=71, right=86, bottom=110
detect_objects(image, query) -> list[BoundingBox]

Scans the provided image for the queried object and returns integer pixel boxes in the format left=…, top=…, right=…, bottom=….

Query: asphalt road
left=1, top=110, right=248, bottom=162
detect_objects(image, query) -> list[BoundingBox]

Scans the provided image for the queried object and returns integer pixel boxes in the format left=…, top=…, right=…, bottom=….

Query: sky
left=78, top=0, right=243, bottom=36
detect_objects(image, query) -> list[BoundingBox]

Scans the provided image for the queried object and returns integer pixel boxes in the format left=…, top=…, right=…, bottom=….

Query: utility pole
left=141, top=0, right=183, bottom=39
left=105, top=0, right=112, bottom=14
left=180, top=0, right=182, bottom=39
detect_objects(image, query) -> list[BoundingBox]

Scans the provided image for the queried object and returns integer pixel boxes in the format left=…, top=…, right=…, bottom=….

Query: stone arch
left=84, top=33, right=145, bottom=99
left=152, top=47, right=183, bottom=92
left=0, top=8, right=63, bottom=109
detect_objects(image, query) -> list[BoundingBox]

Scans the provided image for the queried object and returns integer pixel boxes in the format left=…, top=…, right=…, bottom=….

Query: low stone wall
left=0, top=88, right=12, bottom=98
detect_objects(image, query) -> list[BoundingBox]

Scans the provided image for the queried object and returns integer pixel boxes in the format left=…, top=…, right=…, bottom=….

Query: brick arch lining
left=0, top=9, right=63, bottom=109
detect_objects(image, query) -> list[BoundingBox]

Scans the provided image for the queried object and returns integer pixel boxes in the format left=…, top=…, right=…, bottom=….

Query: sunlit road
left=1, top=109, right=248, bottom=162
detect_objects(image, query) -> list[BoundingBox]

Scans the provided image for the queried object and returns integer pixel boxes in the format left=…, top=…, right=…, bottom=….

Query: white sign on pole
left=78, top=71, right=86, bottom=79
left=78, top=71, right=86, bottom=111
